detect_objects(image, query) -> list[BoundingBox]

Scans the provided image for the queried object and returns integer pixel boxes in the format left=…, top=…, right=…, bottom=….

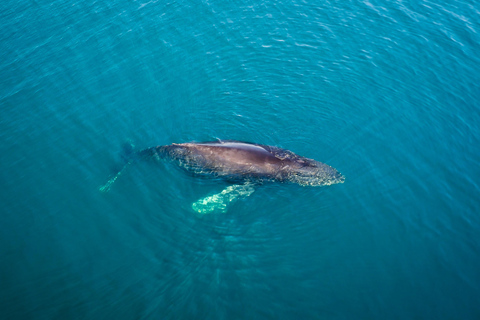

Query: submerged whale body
left=101, top=140, right=344, bottom=214
left=139, top=140, right=345, bottom=186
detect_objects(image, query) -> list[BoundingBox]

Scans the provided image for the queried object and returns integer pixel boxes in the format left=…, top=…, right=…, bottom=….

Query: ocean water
left=1, top=0, right=479, bottom=318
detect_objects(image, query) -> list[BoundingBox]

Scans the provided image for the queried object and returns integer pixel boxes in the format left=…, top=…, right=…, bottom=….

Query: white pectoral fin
left=192, top=183, right=256, bottom=214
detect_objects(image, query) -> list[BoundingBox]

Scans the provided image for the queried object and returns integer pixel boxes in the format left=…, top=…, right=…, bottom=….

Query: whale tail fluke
left=99, top=142, right=136, bottom=193
left=121, top=141, right=135, bottom=162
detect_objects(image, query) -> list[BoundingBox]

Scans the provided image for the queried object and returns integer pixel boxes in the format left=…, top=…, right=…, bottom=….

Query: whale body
left=101, top=140, right=344, bottom=214
left=139, top=140, right=344, bottom=187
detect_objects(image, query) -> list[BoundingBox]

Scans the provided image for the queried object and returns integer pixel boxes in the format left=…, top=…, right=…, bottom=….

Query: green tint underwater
left=1, top=0, right=479, bottom=318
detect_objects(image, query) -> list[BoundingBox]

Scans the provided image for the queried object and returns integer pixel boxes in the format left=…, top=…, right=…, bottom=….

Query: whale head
left=285, top=160, right=345, bottom=187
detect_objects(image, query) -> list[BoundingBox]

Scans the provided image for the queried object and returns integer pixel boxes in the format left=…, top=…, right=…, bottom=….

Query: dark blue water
left=1, top=0, right=479, bottom=318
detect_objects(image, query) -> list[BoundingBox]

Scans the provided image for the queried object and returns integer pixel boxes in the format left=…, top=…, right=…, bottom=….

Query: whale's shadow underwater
left=100, top=140, right=345, bottom=214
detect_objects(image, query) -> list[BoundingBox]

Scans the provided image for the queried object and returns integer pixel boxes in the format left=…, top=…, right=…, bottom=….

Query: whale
left=100, top=140, right=344, bottom=213
left=138, top=140, right=344, bottom=186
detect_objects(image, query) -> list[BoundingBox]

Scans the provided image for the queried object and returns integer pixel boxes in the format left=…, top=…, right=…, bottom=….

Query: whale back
left=155, top=140, right=344, bottom=186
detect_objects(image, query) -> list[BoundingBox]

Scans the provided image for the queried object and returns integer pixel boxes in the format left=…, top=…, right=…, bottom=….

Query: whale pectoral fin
left=192, top=183, right=256, bottom=214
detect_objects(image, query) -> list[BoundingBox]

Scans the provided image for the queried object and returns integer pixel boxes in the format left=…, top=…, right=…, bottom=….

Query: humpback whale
left=100, top=140, right=344, bottom=213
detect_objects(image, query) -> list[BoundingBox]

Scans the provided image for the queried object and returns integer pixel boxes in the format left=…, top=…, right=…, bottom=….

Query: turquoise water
left=1, top=0, right=480, bottom=318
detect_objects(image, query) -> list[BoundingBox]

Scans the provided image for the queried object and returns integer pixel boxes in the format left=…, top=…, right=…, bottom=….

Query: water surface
left=1, top=0, right=479, bottom=318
